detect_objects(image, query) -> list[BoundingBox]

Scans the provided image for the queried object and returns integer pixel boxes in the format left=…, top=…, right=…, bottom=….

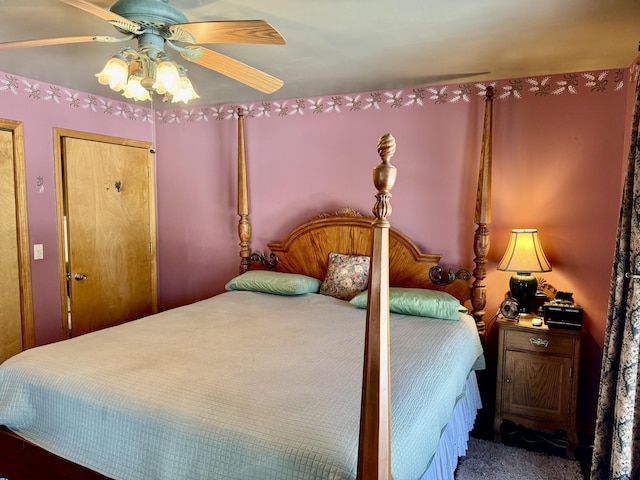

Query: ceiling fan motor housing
left=110, top=0, right=188, bottom=36
left=137, top=32, right=166, bottom=56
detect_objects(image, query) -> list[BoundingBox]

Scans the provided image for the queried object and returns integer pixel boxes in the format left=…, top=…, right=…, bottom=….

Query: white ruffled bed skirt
left=420, top=372, right=483, bottom=480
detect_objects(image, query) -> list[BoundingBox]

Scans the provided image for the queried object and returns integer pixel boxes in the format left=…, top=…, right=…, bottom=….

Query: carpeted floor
left=455, top=436, right=584, bottom=480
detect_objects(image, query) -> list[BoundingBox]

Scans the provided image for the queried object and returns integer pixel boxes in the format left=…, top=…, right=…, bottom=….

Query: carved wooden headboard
left=262, top=208, right=471, bottom=305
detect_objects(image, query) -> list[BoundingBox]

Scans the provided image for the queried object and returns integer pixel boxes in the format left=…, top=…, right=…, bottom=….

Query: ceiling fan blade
left=171, top=21, right=285, bottom=45
left=0, top=35, right=130, bottom=51
left=60, top=0, right=141, bottom=33
left=182, top=46, right=283, bottom=94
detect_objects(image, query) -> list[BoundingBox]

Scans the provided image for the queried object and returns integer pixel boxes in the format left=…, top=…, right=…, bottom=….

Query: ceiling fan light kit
left=0, top=0, right=286, bottom=105
left=96, top=44, right=199, bottom=104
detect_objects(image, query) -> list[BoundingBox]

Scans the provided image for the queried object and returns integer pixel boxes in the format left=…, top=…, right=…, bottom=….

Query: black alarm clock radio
left=543, top=291, right=583, bottom=329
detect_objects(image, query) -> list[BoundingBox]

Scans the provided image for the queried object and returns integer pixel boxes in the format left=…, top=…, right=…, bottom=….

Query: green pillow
left=350, top=287, right=467, bottom=321
left=225, top=270, right=321, bottom=296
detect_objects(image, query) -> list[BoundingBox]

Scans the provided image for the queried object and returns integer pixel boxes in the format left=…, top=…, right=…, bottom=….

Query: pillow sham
left=350, top=287, right=466, bottom=321
left=319, top=252, right=370, bottom=301
left=225, top=270, right=321, bottom=296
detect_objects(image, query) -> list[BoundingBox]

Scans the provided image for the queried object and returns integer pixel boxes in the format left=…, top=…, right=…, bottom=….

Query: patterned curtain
left=591, top=65, right=640, bottom=480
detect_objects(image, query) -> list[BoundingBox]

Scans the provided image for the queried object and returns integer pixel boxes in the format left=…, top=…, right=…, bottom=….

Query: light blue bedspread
left=0, top=291, right=484, bottom=480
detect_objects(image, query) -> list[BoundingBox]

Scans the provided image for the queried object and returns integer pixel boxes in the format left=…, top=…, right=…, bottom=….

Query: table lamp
left=497, top=229, right=551, bottom=313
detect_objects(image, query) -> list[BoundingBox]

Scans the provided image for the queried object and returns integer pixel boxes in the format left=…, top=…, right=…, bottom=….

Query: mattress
left=0, top=290, right=484, bottom=480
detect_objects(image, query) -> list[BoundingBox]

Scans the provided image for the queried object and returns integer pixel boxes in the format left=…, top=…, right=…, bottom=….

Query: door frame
left=1, top=119, right=34, bottom=350
left=53, top=128, right=158, bottom=338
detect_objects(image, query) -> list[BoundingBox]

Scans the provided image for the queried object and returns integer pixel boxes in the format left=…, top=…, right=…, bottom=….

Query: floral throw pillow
left=319, top=252, right=370, bottom=301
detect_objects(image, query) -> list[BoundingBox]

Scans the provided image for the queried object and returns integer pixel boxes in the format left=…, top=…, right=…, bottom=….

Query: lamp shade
left=498, top=229, right=551, bottom=314
left=497, top=229, right=551, bottom=273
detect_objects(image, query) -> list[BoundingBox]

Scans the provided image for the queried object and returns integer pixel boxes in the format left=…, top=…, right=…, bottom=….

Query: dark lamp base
left=510, top=273, right=538, bottom=313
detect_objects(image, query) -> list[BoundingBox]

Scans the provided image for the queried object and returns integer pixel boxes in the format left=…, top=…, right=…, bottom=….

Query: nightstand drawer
left=504, top=328, right=575, bottom=356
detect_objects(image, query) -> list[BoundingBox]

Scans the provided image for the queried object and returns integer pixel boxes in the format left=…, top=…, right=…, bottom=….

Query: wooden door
left=57, top=131, right=157, bottom=337
left=0, top=121, right=33, bottom=363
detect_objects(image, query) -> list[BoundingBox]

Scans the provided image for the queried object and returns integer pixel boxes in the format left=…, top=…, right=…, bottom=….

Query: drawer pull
left=529, top=337, right=549, bottom=348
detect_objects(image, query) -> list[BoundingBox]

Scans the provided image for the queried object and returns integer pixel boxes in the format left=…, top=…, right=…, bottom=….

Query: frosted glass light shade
left=122, top=75, right=151, bottom=102
left=171, top=76, right=199, bottom=104
left=153, top=61, right=180, bottom=95
left=95, top=57, right=129, bottom=92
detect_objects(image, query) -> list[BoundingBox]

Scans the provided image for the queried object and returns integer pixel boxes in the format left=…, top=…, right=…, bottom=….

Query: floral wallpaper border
left=0, top=68, right=628, bottom=125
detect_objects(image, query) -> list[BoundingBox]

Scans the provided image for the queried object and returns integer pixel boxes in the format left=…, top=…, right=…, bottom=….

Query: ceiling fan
left=0, top=0, right=286, bottom=103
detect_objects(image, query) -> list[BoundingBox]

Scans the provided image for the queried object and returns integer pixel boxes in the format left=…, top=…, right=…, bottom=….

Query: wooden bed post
left=471, top=86, right=494, bottom=336
left=237, top=107, right=251, bottom=273
left=357, top=133, right=397, bottom=480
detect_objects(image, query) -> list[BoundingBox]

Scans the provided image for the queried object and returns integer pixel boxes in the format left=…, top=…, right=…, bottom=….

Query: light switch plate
left=34, top=243, right=44, bottom=260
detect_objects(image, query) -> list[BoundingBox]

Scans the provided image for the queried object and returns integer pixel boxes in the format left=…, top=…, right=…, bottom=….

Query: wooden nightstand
left=493, top=314, right=581, bottom=459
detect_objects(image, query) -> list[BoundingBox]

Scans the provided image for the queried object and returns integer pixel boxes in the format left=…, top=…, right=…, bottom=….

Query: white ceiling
left=1, top=0, right=639, bottom=110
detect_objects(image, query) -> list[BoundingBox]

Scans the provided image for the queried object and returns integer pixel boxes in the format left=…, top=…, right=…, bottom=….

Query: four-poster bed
left=0, top=90, right=494, bottom=480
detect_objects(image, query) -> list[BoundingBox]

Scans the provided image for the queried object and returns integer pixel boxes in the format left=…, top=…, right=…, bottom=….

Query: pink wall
left=154, top=113, right=240, bottom=309
left=0, top=67, right=630, bottom=431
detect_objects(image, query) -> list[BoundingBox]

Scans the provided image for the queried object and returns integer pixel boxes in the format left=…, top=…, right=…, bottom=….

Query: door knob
left=74, top=273, right=87, bottom=281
